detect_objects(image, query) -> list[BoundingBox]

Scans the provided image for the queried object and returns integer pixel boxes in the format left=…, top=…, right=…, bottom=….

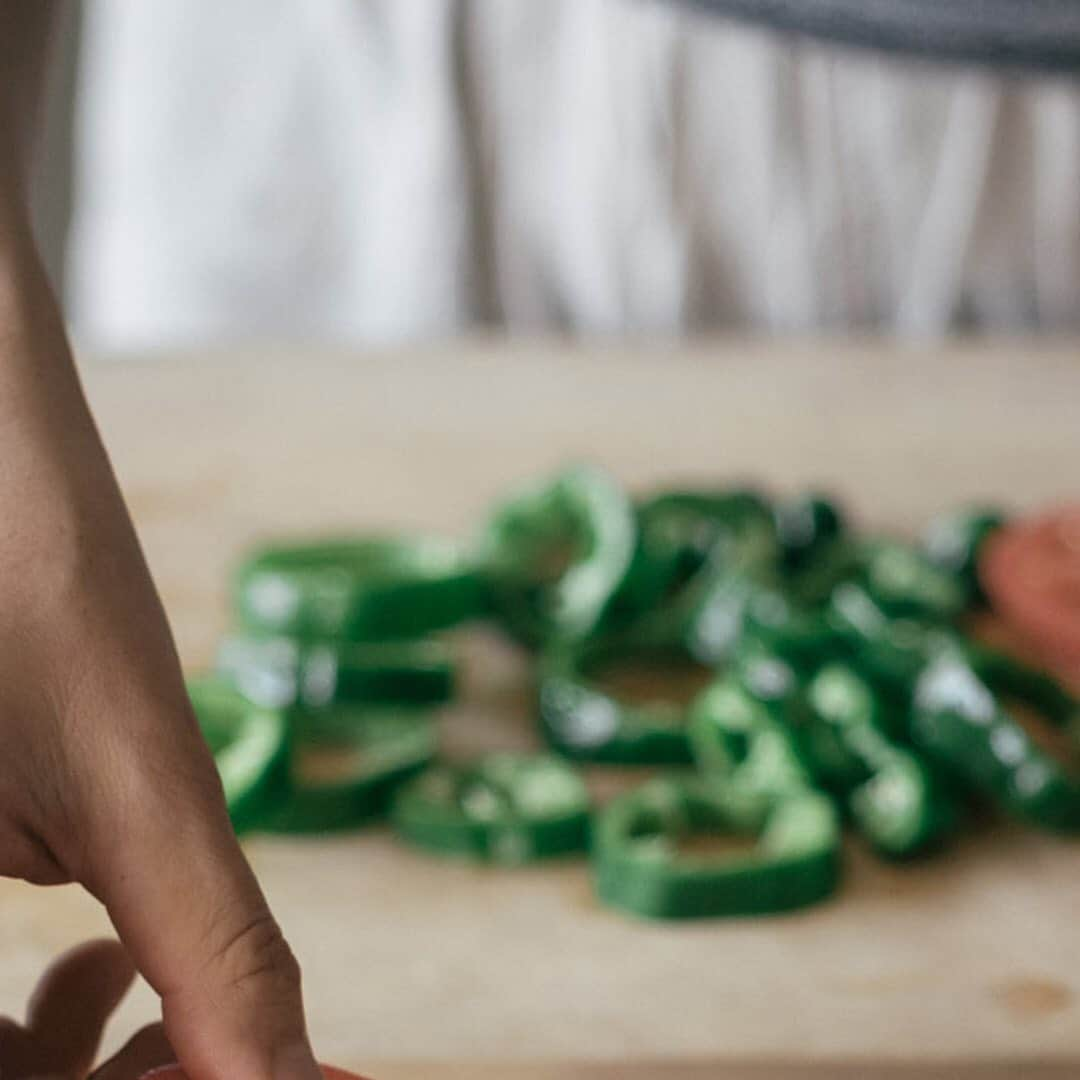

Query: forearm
left=0, top=0, right=143, bottom=600
left=0, top=0, right=195, bottom=887
left=0, top=0, right=82, bottom=476
left=0, top=1, right=57, bottom=201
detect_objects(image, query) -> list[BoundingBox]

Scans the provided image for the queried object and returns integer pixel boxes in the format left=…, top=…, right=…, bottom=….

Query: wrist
left=0, top=199, right=56, bottom=347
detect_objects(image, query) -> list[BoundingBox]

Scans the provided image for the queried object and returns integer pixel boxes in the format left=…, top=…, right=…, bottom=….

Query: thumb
left=75, top=715, right=321, bottom=1080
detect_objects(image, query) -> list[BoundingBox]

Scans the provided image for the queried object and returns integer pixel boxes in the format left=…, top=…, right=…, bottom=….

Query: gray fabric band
left=679, top=0, right=1080, bottom=73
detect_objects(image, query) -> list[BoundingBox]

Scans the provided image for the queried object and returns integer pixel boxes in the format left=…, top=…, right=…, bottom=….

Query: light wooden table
left=2, top=340, right=1079, bottom=1078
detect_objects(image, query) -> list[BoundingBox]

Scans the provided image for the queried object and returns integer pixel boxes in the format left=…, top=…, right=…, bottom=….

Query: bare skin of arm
left=0, top=7, right=322, bottom=1080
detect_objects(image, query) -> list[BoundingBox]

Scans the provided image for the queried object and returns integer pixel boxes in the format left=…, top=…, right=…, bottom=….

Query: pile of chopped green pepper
left=194, top=467, right=1078, bottom=920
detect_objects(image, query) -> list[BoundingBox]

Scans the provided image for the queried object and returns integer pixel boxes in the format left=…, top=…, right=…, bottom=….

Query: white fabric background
left=68, top=0, right=1080, bottom=348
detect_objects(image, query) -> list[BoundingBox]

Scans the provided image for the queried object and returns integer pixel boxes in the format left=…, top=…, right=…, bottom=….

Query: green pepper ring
left=965, top=643, right=1079, bottom=728
left=478, top=465, right=637, bottom=647
left=537, top=639, right=713, bottom=765
left=806, top=664, right=956, bottom=858
left=261, top=707, right=438, bottom=834
left=630, top=489, right=776, bottom=610
left=856, top=538, right=967, bottom=623
left=620, top=500, right=780, bottom=666
left=688, top=665, right=818, bottom=803
left=217, top=633, right=455, bottom=709
left=188, top=676, right=291, bottom=835
left=391, top=754, right=591, bottom=864
left=592, top=777, right=840, bottom=920
left=921, top=506, right=1005, bottom=603
left=234, top=536, right=484, bottom=642
left=912, top=655, right=1080, bottom=832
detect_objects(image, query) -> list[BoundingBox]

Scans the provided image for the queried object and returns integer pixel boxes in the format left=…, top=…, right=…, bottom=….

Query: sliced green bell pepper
left=773, top=492, right=847, bottom=573
left=592, top=777, right=840, bottom=919
left=188, top=675, right=291, bottom=834
left=391, top=753, right=591, bottom=864
left=262, top=706, right=438, bottom=834
left=912, top=655, right=1080, bottom=832
left=688, top=660, right=817, bottom=801
left=478, top=465, right=637, bottom=647
left=538, top=637, right=717, bottom=765
left=855, top=538, right=966, bottom=623
left=806, top=664, right=956, bottom=857
left=234, top=535, right=484, bottom=641
left=217, top=633, right=455, bottom=709
left=921, top=506, right=1005, bottom=605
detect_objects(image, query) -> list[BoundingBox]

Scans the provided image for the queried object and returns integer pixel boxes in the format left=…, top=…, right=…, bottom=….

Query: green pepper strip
left=234, top=535, right=484, bottom=641
left=964, top=642, right=1078, bottom=727
left=391, top=754, right=591, bottom=864
left=217, top=633, right=455, bottom=709
left=805, top=664, right=955, bottom=857
left=773, top=492, right=847, bottom=573
left=262, top=707, right=437, bottom=834
left=912, top=654, right=1080, bottom=832
left=538, top=638, right=713, bottom=765
left=688, top=662, right=818, bottom=802
left=825, top=582, right=957, bottom=712
left=855, top=537, right=966, bottom=623
left=592, top=777, right=840, bottom=920
left=479, top=465, right=637, bottom=646
left=735, top=584, right=849, bottom=675
left=188, top=676, right=291, bottom=835
left=632, top=489, right=775, bottom=603
left=623, top=496, right=779, bottom=661
left=921, top=506, right=1005, bottom=605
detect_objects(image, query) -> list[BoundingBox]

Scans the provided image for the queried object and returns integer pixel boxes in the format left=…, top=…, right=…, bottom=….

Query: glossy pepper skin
left=218, top=633, right=455, bottom=709
left=586, top=663, right=841, bottom=920
left=688, top=659, right=818, bottom=802
left=187, top=676, right=291, bottom=835
left=262, top=706, right=437, bottom=834
left=634, top=489, right=775, bottom=597
left=734, top=585, right=847, bottom=676
left=584, top=638, right=838, bottom=923
left=625, top=492, right=779, bottom=661
left=804, top=664, right=956, bottom=857
left=234, top=535, right=485, bottom=641
left=773, top=493, right=847, bottom=573
left=537, top=639, right=705, bottom=765
left=921, top=505, right=1006, bottom=605
left=965, top=641, right=1079, bottom=726
left=592, top=778, right=840, bottom=920
left=825, top=581, right=956, bottom=714
left=912, top=654, right=1080, bottom=832
left=691, top=642, right=956, bottom=859
left=854, top=537, right=967, bottom=623
left=479, top=465, right=637, bottom=647
left=392, top=753, right=591, bottom=864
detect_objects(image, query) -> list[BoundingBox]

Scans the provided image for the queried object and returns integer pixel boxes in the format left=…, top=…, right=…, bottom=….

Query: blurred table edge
left=360, top=1061, right=1080, bottom=1079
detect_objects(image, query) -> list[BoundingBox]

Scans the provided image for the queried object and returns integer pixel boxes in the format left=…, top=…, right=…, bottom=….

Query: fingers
left=78, top=726, right=320, bottom=1080
left=23, top=939, right=136, bottom=1078
left=0, top=1016, right=41, bottom=1079
left=90, top=1024, right=174, bottom=1080
left=0, top=821, right=70, bottom=886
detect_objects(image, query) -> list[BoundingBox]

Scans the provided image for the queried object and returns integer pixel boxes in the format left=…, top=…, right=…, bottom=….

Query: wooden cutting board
left=2, top=341, right=1079, bottom=1069
left=367, top=1067, right=1078, bottom=1078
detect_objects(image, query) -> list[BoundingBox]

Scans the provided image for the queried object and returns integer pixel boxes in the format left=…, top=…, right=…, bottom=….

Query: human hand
left=1, top=11, right=320, bottom=1080
left=0, top=201, right=320, bottom=1080
left=0, top=940, right=172, bottom=1080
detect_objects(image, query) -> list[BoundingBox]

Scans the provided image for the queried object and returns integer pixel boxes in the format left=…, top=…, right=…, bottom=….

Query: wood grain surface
left=2, top=340, right=1078, bottom=1070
